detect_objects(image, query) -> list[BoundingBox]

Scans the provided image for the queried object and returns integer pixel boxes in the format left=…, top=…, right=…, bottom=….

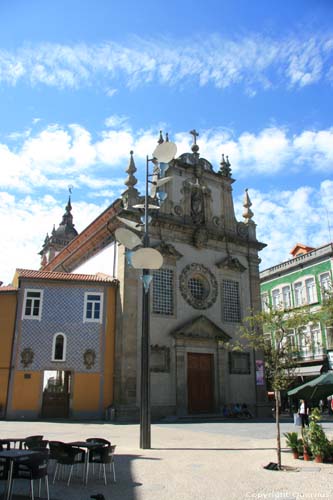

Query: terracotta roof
left=16, top=269, right=118, bottom=285
left=0, top=285, right=17, bottom=292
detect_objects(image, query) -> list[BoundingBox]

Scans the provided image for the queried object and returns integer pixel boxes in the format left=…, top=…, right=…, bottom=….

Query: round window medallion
left=179, top=263, right=218, bottom=309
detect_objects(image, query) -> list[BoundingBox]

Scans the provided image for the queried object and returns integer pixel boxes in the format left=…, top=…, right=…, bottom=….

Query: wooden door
left=41, top=371, right=71, bottom=418
left=187, top=353, right=214, bottom=414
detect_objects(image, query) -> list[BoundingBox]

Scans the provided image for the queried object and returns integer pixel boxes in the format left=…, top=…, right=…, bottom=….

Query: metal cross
left=190, top=129, right=199, bottom=144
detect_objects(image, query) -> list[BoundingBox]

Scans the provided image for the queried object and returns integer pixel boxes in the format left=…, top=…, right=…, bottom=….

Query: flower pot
left=314, top=455, right=323, bottom=463
left=303, top=452, right=311, bottom=461
left=292, top=450, right=299, bottom=459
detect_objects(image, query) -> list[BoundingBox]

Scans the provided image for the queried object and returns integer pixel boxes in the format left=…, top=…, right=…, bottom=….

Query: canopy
left=287, top=371, right=333, bottom=400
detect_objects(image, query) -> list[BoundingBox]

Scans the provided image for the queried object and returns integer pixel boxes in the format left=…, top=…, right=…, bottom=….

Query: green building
left=260, top=242, right=333, bottom=380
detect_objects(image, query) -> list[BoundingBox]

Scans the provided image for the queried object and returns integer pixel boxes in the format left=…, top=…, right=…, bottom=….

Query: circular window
left=179, top=263, right=218, bottom=309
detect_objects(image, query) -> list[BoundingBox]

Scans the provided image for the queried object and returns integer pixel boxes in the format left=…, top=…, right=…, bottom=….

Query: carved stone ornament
left=83, top=349, right=96, bottom=369
left=150, top=345, right=170, bottom=373
left=154, top=241, right=183, bottom=260
left=173, top=205, right=183, bottom=216
left=179, top=263, right=218, bottom=310
left=193, top=227, right=208, bottom=248
left=21, top=348, right=34, bottom=368
left=216, top=255, right=247, bottom=273
left=237, top=222, right=249, bottom=238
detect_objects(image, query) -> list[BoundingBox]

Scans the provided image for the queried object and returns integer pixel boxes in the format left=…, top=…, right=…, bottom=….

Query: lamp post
left=115, top=134, right=177, bottom=449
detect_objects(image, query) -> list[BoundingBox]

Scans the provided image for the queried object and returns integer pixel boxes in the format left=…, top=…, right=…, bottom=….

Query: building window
left=22, top=289, right=43, bottom=320
left=282, top=285, right=291, bottom=309
left=84, top=292, right=103, bottom=323
left=319, top=272, right=331, bottom=300
left=52, top=333, right=66, bottom=361
left=272, top=289, right=280, bottom=310
left=261, top=292, right=270, bottom=312
left=223, top=280, right=241, bottom=322
left=152, top=269, right=174, bottom=315
left=293, top=282, right=303, bottom=307
left=229, top=352, right=250, bottom=374
left=305, top=277, right=316, bottom=304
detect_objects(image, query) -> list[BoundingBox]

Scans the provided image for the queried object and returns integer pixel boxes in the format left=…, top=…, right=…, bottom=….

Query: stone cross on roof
left=190, top=129, right=199, bottom=144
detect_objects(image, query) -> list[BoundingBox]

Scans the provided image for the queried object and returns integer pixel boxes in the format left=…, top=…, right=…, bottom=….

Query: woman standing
left=299, top=399, right=309, bottom=428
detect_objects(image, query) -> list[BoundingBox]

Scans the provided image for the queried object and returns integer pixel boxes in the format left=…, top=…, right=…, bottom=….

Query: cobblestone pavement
left=1, top=417, right=333, bottom=500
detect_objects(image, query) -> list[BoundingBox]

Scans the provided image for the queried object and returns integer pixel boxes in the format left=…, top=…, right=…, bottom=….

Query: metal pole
left=140, top=155, right=151, bottom=449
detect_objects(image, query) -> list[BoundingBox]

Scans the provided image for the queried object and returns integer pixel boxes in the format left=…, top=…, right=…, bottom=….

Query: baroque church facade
left=38, top=131, right=269, bottom=420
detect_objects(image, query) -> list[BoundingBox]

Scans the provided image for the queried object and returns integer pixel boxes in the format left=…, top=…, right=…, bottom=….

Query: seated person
left=240, top=403, right=252, bottom=418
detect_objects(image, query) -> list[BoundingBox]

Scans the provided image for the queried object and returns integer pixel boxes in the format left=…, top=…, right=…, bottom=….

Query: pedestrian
left=299, top=399, right=309, bottom=428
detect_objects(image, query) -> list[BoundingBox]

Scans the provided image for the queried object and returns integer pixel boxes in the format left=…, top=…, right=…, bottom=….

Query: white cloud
left=1, top=123, right=333, bottom=197
left=0, top=193, right=108, bottom=285
left=0, top=32, right=333, bottom=91
left=236, top=181, right=333, bottom=271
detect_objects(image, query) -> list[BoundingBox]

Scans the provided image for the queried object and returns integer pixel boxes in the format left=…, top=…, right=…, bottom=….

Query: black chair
left=23, top=436, right=44, bottom=450
left=25, top=439, right=49, bottom=451
left=89, top=445, right=116, bottom=485
left=86, top=438, right=110, bottom=446
left=52, top=443, right=85, bottom=486
left=13, top=450, right=50, bottom=500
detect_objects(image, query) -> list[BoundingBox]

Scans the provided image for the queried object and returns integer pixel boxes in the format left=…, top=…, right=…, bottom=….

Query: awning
left=293, top=365, right=322, bottom=377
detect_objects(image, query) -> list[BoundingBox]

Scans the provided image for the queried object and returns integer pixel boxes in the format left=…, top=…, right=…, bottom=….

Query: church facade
left=41, top=132, right=269, bottom=420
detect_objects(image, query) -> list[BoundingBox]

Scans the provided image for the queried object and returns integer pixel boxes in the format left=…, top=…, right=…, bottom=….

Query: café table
left=0, top=449, right=39, bottom=500
left=67, top=441, right=101, bottom=485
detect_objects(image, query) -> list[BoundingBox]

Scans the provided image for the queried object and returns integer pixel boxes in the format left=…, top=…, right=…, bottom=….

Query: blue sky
left=1, top=0, right=333, bottom=284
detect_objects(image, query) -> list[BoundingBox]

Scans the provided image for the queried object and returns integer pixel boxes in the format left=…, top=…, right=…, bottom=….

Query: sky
left=1, top=0, right=333, bottom=285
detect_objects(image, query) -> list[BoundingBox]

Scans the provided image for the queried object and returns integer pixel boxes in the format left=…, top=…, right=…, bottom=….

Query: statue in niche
left=191, top=188, right=204, bottom=224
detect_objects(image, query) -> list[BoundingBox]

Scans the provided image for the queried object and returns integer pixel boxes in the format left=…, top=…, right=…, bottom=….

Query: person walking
left=299, top=399, right=309, bottom=428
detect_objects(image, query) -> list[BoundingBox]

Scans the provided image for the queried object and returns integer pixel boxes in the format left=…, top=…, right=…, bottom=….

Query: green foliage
left=306, top=408, right=330, bottom=458
left=238, top=305, right=313, bottom=391
left=284, top=431, right=300, bottom=451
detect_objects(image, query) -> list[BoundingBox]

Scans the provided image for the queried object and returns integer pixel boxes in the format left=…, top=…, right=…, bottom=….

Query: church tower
left=39, top=193, right=78, bottom=268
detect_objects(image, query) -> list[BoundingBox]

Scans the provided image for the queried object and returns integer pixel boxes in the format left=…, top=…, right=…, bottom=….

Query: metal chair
left=86, top=438, right=110, bottom=446
left=23, top=436, right=44, bottom=450
left=89, top=444, right=116, bottom=485
left=13, top=450, right=50, bottom=500
left=52, top=443, right=85, bottom=486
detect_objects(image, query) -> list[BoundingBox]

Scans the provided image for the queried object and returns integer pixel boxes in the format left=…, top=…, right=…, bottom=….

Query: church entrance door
left=187, top=353, right=214, bottom=414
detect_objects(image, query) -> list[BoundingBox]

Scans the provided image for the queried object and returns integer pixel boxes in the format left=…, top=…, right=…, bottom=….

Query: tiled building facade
left=3, top=269, right=118, bottom=419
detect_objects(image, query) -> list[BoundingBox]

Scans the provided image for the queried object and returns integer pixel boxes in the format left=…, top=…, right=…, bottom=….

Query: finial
left=219, top=153, right=232, bottom=177
left=158, top=130, right=164, bottom=144
left=243, top=188, right=254, bottom=221
left=124, top=150, right=138, bottom=189
left=165, top=132, right=169, bottom=142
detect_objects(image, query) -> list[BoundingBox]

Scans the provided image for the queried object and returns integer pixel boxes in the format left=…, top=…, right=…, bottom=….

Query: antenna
left=326, top=207, right=332, bottom=242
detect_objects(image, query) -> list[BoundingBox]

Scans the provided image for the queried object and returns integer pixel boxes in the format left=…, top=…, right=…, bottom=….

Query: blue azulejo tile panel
left=18, top=285, right=106, bottom=373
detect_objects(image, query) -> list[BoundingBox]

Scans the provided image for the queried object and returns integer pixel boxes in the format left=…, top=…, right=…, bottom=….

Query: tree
left=237, top=305, right=313, bottom=469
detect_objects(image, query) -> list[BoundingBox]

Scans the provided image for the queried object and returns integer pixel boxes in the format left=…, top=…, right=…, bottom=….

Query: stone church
left=40, top=130, right=269, bottom=420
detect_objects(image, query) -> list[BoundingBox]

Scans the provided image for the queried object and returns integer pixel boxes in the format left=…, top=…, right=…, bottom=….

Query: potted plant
left=284, top=431, right=301, bottom=459
left=301, top=428, right=312, bottom=461
left=307, top=408, right=329, bottom=463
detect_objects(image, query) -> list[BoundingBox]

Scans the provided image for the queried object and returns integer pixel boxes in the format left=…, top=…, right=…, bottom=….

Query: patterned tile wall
left=16, top=284, right=107, bottom=373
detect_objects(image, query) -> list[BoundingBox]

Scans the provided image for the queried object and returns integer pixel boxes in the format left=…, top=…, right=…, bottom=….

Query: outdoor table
left=0, top=449, right=38, bottom=500
left=68, top=441, right=98, bottom=485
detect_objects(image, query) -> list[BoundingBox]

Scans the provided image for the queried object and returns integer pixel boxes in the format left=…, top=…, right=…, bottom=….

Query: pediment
left=171, top=315, right=231, bottom=341
left=216, top=255, right=246, bottom=272
left=153, top=241, right=183, bottom=261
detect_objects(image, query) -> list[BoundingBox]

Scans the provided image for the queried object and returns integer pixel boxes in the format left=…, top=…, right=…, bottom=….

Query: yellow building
left=3, top=270, right=118, bottom=420
left=0, top=285, right=17, bottom=418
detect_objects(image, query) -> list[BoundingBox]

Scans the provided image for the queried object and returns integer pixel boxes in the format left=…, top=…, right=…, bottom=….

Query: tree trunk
left=275, top=389, right=281, bottom=469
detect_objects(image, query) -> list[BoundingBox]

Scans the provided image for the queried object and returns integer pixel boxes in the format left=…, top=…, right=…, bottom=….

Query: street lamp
left=115, top=133, right=177, bottom=449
